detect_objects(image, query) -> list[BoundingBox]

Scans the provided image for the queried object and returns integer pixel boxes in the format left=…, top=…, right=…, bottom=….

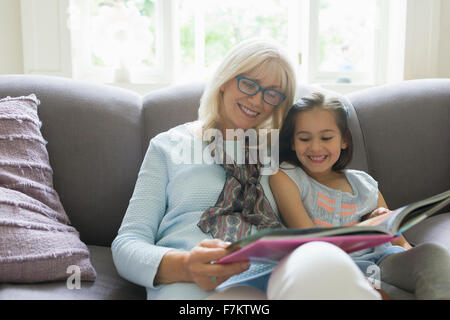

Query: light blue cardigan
left=111, top=122, right=275, bottom=299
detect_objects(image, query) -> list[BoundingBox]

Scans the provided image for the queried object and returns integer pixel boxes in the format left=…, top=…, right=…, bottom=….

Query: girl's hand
left=391, top=235, right=413, bottom=250
left=367, top=208, right=413, bottom=250
left=367, top=207, right=391, bottom=220
left=185, top=239, right=250, bottom=291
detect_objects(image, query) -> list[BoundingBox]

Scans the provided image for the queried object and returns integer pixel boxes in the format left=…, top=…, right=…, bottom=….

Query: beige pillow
left=0, top=94, right=96, bottom=283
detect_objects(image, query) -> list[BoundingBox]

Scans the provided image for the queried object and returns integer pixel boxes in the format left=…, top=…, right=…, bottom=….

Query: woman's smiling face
left=292, top=108, right=348, bottom=179
left=219, top=66, right=283, bottom=135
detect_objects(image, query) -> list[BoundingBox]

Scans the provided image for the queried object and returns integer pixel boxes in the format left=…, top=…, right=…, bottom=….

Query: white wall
left=403, top=0, right=441, bottom=80
left=438, top=0, right=450, bottom=77
left=1, top=0, right=449, bottom=85
left=0, top=0, right=24, bottom=74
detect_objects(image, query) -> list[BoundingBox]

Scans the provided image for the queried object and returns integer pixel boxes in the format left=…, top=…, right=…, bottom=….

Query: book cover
left=217, top=190, right=450, bottom=264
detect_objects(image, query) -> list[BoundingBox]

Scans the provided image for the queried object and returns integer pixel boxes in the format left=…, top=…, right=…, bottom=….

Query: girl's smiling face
left=292, top=108, right=348, bottom=179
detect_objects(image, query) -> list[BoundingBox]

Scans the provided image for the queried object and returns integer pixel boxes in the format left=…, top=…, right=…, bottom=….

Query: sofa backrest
left=0, top=75, right=143, bottom=246
left=348, top=79, right=450, bottom=209
left=2, top=75, right=447, bottom=246
left=142, top=82, right=205, bottom=153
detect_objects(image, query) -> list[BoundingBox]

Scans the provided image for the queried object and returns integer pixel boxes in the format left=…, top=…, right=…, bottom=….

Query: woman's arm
left=111, top=138, right=175, bottom=288
left=112, top=136, right=250, bottom=290
left=269, top=170, right=315, bottom=229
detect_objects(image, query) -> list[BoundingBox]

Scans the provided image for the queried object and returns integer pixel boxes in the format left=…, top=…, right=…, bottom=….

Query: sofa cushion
left=0, top=75, right=144, bottom=247
left=0, top=95, right=65, bottom=217
left=0, top=95, right=96, bottom=283
left=0, top=245, right=146, bottom=299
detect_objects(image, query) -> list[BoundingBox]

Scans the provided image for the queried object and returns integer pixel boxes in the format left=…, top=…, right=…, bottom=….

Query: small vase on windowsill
left=114, top=59, right=131, bottom=83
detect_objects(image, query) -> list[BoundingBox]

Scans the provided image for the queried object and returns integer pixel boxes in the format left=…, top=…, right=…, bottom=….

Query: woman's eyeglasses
left=236, top=75, right=286, bottom=107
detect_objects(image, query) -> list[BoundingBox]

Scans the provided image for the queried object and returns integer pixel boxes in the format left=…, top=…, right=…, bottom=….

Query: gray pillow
left=0, top=94, right=96, bottom=283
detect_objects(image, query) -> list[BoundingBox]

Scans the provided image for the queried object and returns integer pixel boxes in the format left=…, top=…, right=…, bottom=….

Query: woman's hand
left=184, top=239, right=250, bottom=291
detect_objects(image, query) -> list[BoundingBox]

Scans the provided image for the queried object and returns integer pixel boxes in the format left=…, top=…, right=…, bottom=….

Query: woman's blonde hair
left=198, top=38, right=297, bottom=132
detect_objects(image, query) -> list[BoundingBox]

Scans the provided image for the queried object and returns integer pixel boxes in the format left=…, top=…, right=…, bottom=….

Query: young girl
left=269, top=92, right=450, bottom=299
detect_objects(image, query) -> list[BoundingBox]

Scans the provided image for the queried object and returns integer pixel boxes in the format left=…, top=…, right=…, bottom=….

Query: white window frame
left=69, top=0, right=175, bottom=86
left=300, top=0, right=389, bottom=88
left=172, top=0, right=302, bottom=83
left=20, top=0, right=441, bottom=94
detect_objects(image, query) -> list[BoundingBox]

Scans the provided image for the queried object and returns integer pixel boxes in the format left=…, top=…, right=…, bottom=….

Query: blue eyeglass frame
left=236, top=75, right=286, bottom=107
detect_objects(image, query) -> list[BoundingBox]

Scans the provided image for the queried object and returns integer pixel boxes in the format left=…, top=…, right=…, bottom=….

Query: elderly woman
left=111, top=38, right=381, bottom=300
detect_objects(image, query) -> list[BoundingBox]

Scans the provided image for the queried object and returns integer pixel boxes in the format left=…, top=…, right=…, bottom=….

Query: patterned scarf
left=197, top=138, right=283, bottom=242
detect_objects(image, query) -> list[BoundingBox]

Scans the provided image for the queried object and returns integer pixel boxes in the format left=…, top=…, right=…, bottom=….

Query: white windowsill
left=107, top=81, right=171, bottom=96
left=313, top=83, right=378, bottom=94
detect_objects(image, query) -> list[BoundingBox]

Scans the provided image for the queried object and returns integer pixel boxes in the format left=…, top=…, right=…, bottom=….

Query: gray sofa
left=0, top=75, right=448, bottom=300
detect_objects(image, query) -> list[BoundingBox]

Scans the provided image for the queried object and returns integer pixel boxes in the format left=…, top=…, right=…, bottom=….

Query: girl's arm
left=269, top=170, right=315, bottom=229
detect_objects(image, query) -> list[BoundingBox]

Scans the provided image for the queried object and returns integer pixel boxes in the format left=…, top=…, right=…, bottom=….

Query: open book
left=216, top=190, right=450, bottom=264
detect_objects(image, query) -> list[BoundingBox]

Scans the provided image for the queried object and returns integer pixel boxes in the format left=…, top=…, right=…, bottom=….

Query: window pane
left=178, top=1, right=196, bottom=71
left=90, top=0, right=157, bottom=69
left=178, top=0, right=289, bottom=79
left=318, top=0, right=377, bottom=82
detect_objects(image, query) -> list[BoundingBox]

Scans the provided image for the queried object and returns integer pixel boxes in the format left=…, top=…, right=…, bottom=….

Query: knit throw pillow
left=0, top=94, right=96, bottom=283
